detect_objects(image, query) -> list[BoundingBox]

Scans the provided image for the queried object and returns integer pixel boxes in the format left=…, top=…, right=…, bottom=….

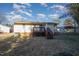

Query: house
left=0, top=25, right=10, bottom=33
left=13, top=21, right=58, bottom=38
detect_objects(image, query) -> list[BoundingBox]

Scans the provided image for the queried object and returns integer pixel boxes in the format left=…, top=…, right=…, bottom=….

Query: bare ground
left=0, top=33, right=79, bottom=56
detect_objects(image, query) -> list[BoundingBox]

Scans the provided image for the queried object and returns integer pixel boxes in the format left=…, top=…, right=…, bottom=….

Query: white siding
left=0, top=25, right=10, bottom=33
left=14, top=25, right=24, bottom=32
left=14, top=25, right=34, bottom=33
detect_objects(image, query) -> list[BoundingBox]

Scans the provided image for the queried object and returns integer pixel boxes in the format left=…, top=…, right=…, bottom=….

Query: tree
left=70, top=3, right=79, bottom=26
left=64, top=19, right=74, bottom=26
left=64, top=18, right=76, bottom=32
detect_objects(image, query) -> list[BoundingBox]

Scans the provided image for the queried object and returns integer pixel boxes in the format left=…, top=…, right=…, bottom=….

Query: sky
left=0, top=3, right=74, bottom=26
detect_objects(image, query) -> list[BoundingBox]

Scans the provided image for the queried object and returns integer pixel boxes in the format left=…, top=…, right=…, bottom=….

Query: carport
left=14, top=22, right=58, bottom=39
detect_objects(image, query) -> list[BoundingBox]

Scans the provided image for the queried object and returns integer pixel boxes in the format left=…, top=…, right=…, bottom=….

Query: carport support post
left=45, top=24, right=48, bottom=39
left=23, top=24, right=26, bottom=35
left=32, top=25, right=36, bottom=38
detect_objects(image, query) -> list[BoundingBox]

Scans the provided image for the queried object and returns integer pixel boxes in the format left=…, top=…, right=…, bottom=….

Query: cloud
left=6, top=15, right=14, bottom=24
left=8, top=3, right=32, bottom=24
left=48, top=14, right=61, bottom=23
left=50, top=5, right=69, bottom=16
left=28, top=10, right=32, bottom=13
left=40, top=3, right=48, bottom=7
left=51, top=5, right=65, bottom=10
left=48, top=14, right=60, bottom=19
left=13, top=4, right=20, bottom=10
left=25, top=3, right=31, bottom=6
left=18, top=10, right=32, bottom=17
left=50, top=5, right=69, bottom=13
left=12, top=15, right=22, bottom=20
left=13, top=3, right=32, bottom=17
left=13, top=3, right=26, bottom=10
left=11, top=15, right=28, bottom=23
left=10, top=11, right=16, bottom=15
left=6, top=14, right=27, bottom=24
left=20, top=3, right=31, bottom=7
left=37, top=13, right=46, bottom=18
left=7, top=15, right=22, bottom=22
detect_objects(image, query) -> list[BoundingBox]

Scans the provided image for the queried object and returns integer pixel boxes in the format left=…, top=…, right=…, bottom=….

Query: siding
left=14, top=25, right=34, bottom=33
left=0, top=25, right=10, bottom=33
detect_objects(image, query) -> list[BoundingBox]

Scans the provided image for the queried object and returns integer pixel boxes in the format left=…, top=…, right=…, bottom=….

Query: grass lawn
left=0, top=33, right=79, bottom=56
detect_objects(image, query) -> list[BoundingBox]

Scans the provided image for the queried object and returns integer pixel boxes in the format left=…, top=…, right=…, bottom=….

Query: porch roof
left=14, top=22, right=58, bottom=25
